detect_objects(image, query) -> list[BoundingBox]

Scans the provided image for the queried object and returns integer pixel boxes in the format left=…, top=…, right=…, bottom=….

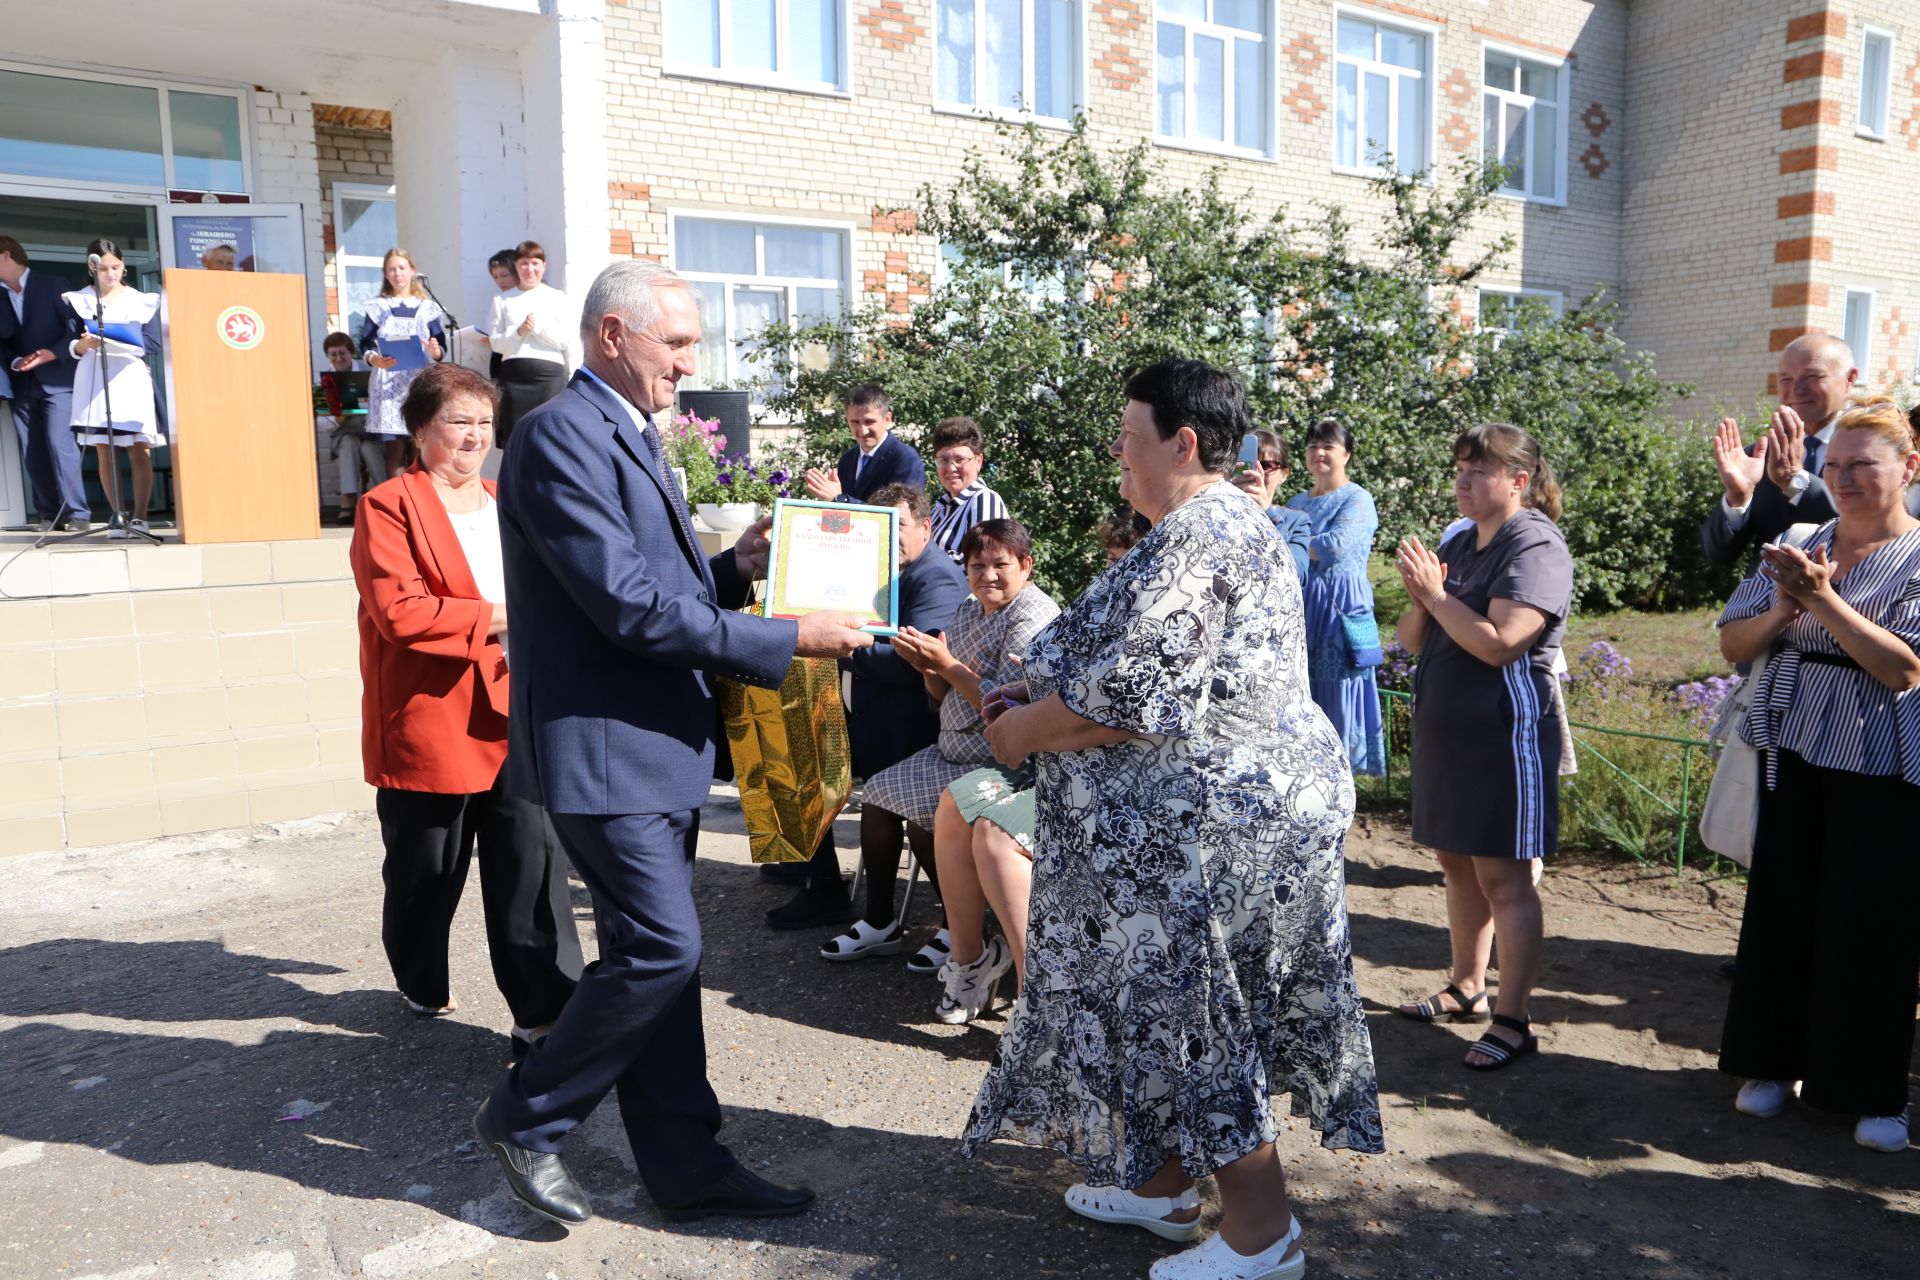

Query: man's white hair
left=579, top=260, right=689, bottom=347
left=1782, top=330, right=1856, bottom=373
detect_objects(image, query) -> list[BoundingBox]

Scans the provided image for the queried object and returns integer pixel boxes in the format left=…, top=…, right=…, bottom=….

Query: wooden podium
left=164, top=269, right=319, bottom=543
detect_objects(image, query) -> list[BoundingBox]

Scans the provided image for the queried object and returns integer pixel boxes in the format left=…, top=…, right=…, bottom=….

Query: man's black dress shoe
left=472, top=1101, right=592, bottom=1225
left=658, top=1165, right=816, bottom=1222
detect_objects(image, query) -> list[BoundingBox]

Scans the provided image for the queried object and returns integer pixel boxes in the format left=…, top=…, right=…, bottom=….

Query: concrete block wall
left=252, top=89, right=331, bottom=365
left=601, top=0, right=1629, bottom=380
left=0, top=539, right=370, bottom=858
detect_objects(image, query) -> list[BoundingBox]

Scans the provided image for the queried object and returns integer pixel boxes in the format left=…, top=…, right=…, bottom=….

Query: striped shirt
left=929, top=480, right=1008, bottom=563
left=1719, top=521, right=1920, bottom=788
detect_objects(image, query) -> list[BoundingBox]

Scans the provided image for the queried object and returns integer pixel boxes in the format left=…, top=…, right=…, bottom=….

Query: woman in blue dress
left=358, top=248, right=445, bottom=481
left=1285, top=419, right=1386, bottom=775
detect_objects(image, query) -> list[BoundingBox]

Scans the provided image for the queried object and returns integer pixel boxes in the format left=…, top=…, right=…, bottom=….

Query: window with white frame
left=1482, top=48, right=1564, bottom=202
left=1334, top=12, right=1430, bottom=176
left=665, top=0, right=846, bottom=92
left=1858, top=28, right=1893, bottom=140
left=1842, top=288, right=1875, bottom=375
left=0, top=62, right=249, bottom=192
left=937, top=0, right=1081, bottom=120
left=1477, top=287, right=1563, bottom=339
left=1154, top=1, right=1270, bottom=155
left=674, top=216, right=848, bottom=399
left=331, top=183, right=396, bottom=341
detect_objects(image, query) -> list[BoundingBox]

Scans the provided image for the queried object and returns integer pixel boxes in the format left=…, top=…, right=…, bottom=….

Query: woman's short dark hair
left=960, top=517, right=1034, bottom=566
left=868, top=481, right=930, bottom=523
left=514, top=239, right=546, bottom=263
left=1305, top=417, right=1355, bottom=455
left=931, top=416, right=985, bottom=456
left=1249, top=427, right=1289, bottom=470
left=402, top=363, right=501, bottom=436
left=1122, top=358, right=1248, bottom=475
left=1097, top=506, right=1142, bottom=551
left=1454, top=423, right=1563, bottom=522
left=488, top=249, right=518, bottom=274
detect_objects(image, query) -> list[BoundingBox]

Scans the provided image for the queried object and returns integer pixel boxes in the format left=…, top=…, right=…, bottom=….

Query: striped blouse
left=930, top=480, right=1009, bottom=563
left=1719, top=521, right=1920, bottom=788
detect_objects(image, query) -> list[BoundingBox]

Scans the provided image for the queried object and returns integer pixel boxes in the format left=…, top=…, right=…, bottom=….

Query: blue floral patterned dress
left=960, top=482, right=1384, bottom=1184
left=1285, top=484, right=1386, bottom=775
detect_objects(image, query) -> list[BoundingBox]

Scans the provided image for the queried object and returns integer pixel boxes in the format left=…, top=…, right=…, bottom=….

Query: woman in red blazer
left=351, top=363, right=580, bottom=1047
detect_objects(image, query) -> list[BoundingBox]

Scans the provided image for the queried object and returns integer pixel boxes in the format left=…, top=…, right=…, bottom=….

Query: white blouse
left=445, top=493, right=507, bottom=659
left=488, top=283, right=578, bottom=369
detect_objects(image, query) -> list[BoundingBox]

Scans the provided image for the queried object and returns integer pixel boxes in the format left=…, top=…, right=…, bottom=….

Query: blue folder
left=378, top=336, right=429, bottom=371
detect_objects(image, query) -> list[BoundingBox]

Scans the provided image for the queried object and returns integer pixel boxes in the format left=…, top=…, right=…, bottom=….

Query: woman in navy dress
left=1393, top=424, right=1573, bottom=1073
left=358, top=248, right=445, bottom=481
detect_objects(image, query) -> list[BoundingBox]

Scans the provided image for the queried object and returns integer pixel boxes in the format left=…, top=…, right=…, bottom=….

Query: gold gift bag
left=720, top=656, right=851, bottom=863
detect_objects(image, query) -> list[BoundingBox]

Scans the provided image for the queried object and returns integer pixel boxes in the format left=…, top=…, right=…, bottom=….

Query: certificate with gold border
left=761, top=499, right=900, bottom=636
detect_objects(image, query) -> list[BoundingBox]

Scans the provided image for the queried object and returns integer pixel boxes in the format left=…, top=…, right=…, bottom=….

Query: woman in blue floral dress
left=1285, top=419, right=1386, bottom=775
left=965, top=361, right=1381, bottom=1280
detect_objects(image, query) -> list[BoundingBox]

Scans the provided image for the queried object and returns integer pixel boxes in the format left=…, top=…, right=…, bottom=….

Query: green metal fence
left=1375, top=687, right=1723, bottom=874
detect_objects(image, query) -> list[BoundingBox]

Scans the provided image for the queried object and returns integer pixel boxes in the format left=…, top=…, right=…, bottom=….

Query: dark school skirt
left=1409, top=667, right=1560, bottom=860
left=495, top=358, right=569, bottom=445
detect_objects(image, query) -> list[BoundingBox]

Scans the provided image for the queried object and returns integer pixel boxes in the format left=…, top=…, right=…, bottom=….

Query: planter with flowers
left=658, top=410, right=802, bottom=529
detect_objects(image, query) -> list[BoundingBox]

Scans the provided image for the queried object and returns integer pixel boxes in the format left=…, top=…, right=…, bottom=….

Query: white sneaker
left=1855, top=1110, right=1910, bottom=1153
left=1149, top=1217, right=1305, bottom=1280
left=934, top=935, right=1011, bottom=1025
left=128, top=517, right=151, bottom=538
left=1734, top=1079, right=1798, bottom=1119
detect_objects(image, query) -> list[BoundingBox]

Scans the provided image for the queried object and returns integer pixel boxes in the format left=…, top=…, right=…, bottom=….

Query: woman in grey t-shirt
left=1391, top=424, right=1574, bottom=1073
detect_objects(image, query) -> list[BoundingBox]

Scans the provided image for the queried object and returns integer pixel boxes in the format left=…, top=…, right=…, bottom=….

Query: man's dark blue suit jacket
left=836, top=431, right=925, bottom=503
left=0, top=270, right=80, bottom=394
left=497, top=373, right=798, bottom=816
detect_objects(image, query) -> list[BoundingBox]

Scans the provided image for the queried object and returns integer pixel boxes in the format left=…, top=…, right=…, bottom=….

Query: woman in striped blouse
left=1717, top=398, right=1920, bottom=1154
left=927, top=417, right=1009, bottom=563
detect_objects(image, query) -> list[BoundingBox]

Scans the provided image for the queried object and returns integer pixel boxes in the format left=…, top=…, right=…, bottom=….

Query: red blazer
left=351, top=467, right=509, bottom=793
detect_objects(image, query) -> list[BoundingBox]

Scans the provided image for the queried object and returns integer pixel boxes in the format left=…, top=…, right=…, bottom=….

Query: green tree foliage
left=757, top=121, right=1729, bottom=609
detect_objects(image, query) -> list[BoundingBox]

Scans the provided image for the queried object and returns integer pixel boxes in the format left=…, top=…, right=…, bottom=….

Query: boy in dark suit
left=0, top=235, right=88, bottom=530
left=802, top=382, right=925, bottom=503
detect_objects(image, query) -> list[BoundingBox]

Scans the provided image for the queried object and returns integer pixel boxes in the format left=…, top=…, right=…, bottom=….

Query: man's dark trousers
left=486, top=807, right=735, bottom=1207
left=14, top=384, right=84, bottom=524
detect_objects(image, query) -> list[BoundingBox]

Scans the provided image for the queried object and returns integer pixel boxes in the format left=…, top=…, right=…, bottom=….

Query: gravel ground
left=0, top=792, right=1913, bottom=1280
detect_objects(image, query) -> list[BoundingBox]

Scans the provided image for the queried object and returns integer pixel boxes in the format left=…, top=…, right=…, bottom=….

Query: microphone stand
left=34, top=297, right=161, bottom=550
left=415, top=275, right=456, bottom=350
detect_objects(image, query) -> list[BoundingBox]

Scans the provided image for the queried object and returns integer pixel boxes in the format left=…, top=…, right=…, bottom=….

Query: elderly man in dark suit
left=0, top=236, right=88, bottom=531
left=765, top=480, right=970, bottom=929
left=802, top=382, right=925, bottom=503
left=472, top=260, right=872, bottom=1227
left=1700, top=332, right=1864, bottom=569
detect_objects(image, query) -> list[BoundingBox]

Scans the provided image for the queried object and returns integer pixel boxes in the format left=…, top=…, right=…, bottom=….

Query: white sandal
left=1063, top=1182, right=1203, bottom=1243
left=819, top=919, right=905, bottom=962
left=1149, top=1216, right=1304, bottom=1280
left=905, top=927, right=951, bottom=975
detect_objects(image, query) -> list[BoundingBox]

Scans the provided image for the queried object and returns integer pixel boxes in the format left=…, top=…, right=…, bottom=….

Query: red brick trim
left=609, top=229, right=635, bottom=256
left=1774, top=237, right=1832, bottom=262
left=1469, top=24, right=1576, bottom=63
left=1777, top=145, right=1836, bottom=174
left=1784, top=52, right=1844, bottom=82
left=1773, top=282, right=1830, bottom=308
left=1780, top=99, right=1842, bottom=129
left=858, top=0, right=927, bottom=51
left=1769, top=326, right=1814, bottom=352
left=1776, top=191, right=1835, bottom=219
left=871, top=209, right=918, bottom=234
left=608, top=181, right=651, bottom=202
left=1785, top=12, right=1845, bottom=44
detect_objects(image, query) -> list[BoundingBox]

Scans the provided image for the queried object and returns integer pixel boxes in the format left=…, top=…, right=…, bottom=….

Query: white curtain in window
left=1036, top=0, right=1075, bottom=118
left=679, top=220, right=757, bottom=275
left=729, top=0, right=779, bottom=72
left=938, top=0, right=976, bottom=104
left=985, top=0, right=1024, bottom=111
left=1859, top=33, right=1892, bottom=136
left=789, top=0, right=840, bottom=84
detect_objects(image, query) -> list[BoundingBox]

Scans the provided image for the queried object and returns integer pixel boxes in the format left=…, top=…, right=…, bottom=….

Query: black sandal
left=1464, top=1013, right=1539, bottom=1071
left=1397, top=983, right=1490, bottom=1024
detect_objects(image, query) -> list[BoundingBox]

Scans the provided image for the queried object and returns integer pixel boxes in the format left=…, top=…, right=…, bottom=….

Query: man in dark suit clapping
left=802, top=382, right=925, bottom=503
left=472, top=261, right=872, bottom=1227
left=0, top=236, right=89, bottom=530
left=1699, top=332, right=1864, bottom=569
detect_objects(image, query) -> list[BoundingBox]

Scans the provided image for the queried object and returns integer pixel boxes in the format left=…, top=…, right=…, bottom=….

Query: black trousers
left=1720, top=750, right=1920, bottom=1116
left=376, top=770, right=583, bottom=1028
left=487, top=808, right=735, bottom=1207
left=494, top=359, right=568, bottom=447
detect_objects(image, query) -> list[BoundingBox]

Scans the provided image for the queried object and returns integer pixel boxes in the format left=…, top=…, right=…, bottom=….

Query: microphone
left=415, top=273, right=429, bottom=282
left=87, top=253, right=102, bottom=271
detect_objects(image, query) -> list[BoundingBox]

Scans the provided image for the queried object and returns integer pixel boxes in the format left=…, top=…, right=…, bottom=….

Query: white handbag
left=1697, top=523, right=1819, bottom=867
